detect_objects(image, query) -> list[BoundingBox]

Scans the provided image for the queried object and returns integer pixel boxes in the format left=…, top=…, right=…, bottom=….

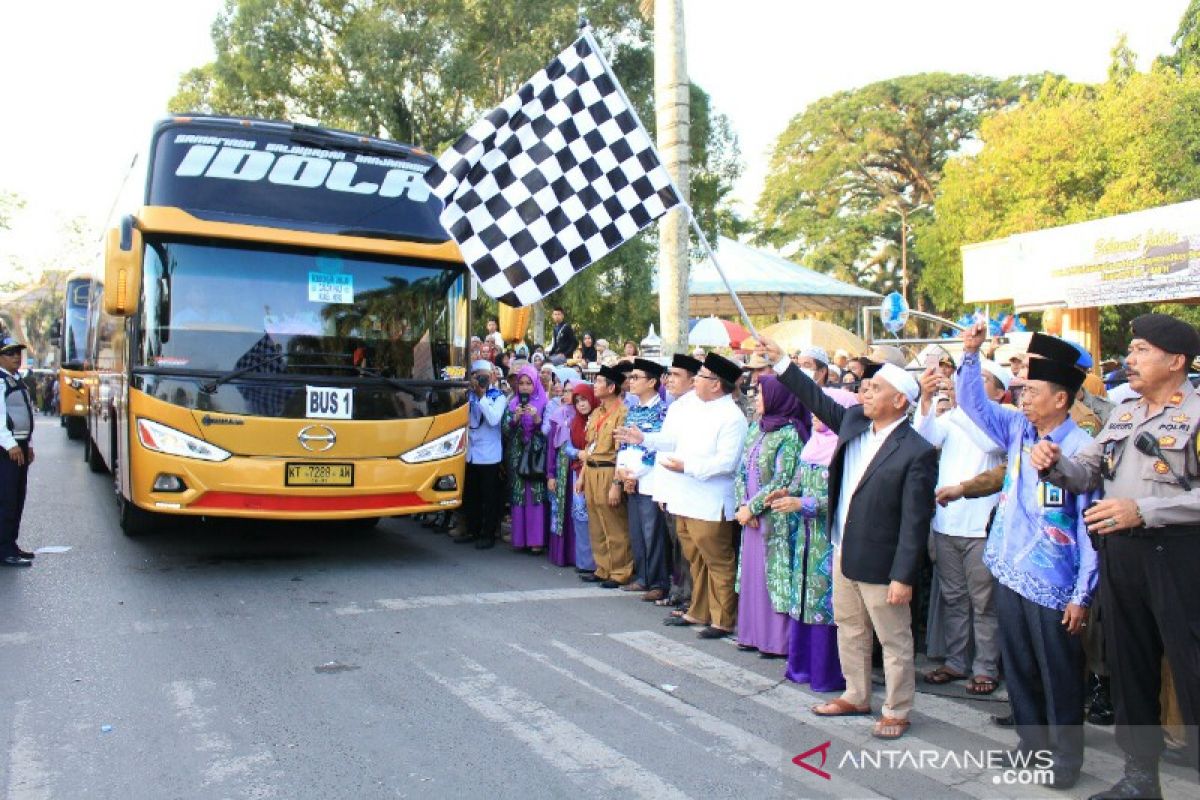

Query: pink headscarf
left=799, top=386, right=860, bottom=467
left=508, top=364, right=548, bottom=415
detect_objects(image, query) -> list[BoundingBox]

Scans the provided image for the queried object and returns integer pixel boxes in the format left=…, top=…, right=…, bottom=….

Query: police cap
left=1131, top=313, right=1200, bottom=359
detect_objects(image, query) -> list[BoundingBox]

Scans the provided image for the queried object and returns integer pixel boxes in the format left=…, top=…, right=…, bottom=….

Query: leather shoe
left=451, top=533, right=477, bottom=544
left=579, top=572, right=602, bottom=582
left=474, top=538, right=495, bottom=550
left=697, top=626, right=732, bottom=639
left=1087, top=761, right=1161, bottom=799
left=991, top=713, right=1015, bottom=727
left=1, top=555, right=33, bottom=567
left=1047, top=767, right=1080, bottom=791
left=599, top=580, right=621, bottom=589
left=16, top=548, right=34, bottom=559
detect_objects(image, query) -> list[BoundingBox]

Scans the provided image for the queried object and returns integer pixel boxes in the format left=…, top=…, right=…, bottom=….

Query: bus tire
left=85, top=434, right=107, bottom=473
left=118, top=494, right=158, bottom=537
left=65, top=416, right=86, bottom=440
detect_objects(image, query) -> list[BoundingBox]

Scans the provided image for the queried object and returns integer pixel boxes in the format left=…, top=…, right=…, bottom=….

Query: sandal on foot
left=967, top=675, right=999, bottom=695
left=663, top=615, right=701, bottom=627
left=811, top=698, right=871, bottom=717
left=872, top=716, right=910, bottom=740
left=922, top=666, right=968, bottom=685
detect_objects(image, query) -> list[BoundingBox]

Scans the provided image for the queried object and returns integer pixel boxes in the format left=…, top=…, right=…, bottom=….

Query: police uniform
left=1, top=339, right=35, bottom=566
left=1046, top=314, right=1200, bottom=794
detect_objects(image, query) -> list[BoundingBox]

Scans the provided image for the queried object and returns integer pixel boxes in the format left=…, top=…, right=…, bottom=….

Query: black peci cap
left=597, top=364, right=627, bottom=387
left=1027, top=332, right=1082, bottom=366
left=1131, top=313, right=1200, bottom=359
left=671, top=353, right=703, bottom=375
left=632, top=357, right=665, bottom=378
left=703, top=352, right=744, bottom=385
left=1026, top=357, right=1086, bottom=395
left=859, top=359, right=882, bottom=381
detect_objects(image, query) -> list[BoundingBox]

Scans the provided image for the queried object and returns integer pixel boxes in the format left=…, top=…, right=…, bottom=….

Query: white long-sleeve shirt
left=643, top=391, right=747, bottom=521
left=913, top=405, right=1005, bottom=538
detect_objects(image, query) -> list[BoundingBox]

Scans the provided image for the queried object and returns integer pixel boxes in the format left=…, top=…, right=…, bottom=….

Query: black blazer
left=778, top=363, right=937, bottom=586
left=549, top=322, right=578, bottom=359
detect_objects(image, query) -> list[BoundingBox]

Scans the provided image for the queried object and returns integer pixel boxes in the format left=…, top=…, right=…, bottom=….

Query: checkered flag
left=424, top=30, right=682, bottom=307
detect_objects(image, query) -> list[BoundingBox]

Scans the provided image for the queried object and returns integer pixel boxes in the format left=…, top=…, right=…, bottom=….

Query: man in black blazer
left=761, top=334, right=937, bottom=741
left=548, top=306, right=578, bottom=360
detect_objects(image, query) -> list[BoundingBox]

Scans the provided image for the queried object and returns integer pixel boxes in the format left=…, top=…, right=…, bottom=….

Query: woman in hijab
left=579, top=333, right=598, bottom=363
left=564, top=383, right=597, bottom=574
left=545, top=379, right=579, bottom=567
left=770, top=387, right=859, bottom=692
left=504, top=365, right=549, bottom=553
left=733, top=376, right=808, bottom=658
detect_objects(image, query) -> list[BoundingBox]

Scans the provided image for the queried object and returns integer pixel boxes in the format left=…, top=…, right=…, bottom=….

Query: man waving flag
left=424, top=29, right=681, bottom=307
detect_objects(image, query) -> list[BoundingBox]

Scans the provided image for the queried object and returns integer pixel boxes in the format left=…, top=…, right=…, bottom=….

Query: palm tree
left=643, top=0, right=690, bottom=355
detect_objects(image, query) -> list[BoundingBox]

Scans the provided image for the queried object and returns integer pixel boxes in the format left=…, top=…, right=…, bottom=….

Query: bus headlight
left=136, top=418, right=232, bottom=462
left=400, top=427, right=466, bottom=464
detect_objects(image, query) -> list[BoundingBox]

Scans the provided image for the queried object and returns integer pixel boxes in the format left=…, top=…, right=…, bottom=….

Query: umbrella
left=687, top=317, right=752, bottom=348
left=756, top=319, right=867, bottom=357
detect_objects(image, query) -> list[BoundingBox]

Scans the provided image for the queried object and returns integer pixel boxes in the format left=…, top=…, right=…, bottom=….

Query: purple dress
left=735, top=436, right=793, bottom=656
left=545, top=405, right=576, bottom=566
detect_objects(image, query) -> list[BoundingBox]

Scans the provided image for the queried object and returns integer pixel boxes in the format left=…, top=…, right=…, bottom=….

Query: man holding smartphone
left=453, top=360, right=507, bottom=549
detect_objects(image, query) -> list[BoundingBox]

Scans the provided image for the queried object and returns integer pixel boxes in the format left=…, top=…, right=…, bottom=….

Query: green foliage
left=1160, top=0, right=1200, bottom=73
left=0, top=190, right=22, bottom=232
left=173, top=0, right=741, bottom=346
left=917, top=65, right=1200, bottom=317
left=755, top=72, right=1042, bottom=302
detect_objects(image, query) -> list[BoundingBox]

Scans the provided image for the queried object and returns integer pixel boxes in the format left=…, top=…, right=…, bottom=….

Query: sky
left=0, top=0, right=1188, bottom=279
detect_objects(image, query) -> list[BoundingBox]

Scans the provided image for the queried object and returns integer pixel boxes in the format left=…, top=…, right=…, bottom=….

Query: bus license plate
left=285, top=463, right=354, bottom=486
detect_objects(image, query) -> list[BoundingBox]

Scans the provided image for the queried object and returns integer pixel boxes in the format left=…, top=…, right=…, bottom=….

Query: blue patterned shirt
left=957, top=352, right=1099, bottom=610
left=618, top=395, right=666, bottom=494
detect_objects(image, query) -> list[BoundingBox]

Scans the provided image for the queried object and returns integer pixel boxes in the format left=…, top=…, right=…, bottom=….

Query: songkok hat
left=632, top=357, right=665, bottom=378
left=1027, top=332, right=1082, bottom=366
left=799, top=346, right=829, bottom=366
left=703, top=352, right=743, bottom=385
left=470, top=359, right=493, bottom=373
left=671, top=353, right=703, bottom=375
left=597, top=364, right=627, bottom=386
left=980, top=359, right=1013, bottom=391
left=874, top=363, right=920, bottom=404
left=614, top=360, right=635, bottom=373
left=1026, top=357, right=1086, bottom=395
left=859, top=359, right=882, bottom=380
left=1131, top=313, right=1200, bottom=358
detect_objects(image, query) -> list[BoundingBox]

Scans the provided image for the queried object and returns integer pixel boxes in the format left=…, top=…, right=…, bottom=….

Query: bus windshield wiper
left=296, top=363, right=427, bottom=398
left=200, top=352, right=288, bottom=394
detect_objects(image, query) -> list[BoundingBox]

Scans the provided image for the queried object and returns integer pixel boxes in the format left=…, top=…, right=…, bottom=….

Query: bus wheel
left=65, top=416, right=86, bottom=440
left=118, top=494, right=158, bottom=537
left=85, top=435, right=107, bottom=473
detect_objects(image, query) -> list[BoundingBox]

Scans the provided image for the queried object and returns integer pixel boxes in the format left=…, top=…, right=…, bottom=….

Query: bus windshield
left=63, top=278, right=91, bottom=367
left=138, top=238, right=468, bottom=384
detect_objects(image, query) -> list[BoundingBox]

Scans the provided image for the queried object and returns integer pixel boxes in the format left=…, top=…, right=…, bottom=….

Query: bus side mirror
left=104, top=215, right=143, bottom=316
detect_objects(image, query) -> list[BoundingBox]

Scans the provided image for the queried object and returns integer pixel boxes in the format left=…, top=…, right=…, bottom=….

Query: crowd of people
left=434, top=306, right=1199, bottom=798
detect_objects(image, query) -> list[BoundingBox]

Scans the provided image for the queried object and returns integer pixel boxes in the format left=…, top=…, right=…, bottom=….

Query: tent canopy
left=653, top=236, right=881, bottom=318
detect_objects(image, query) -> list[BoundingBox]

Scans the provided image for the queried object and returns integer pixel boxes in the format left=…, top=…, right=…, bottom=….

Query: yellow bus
left=88, top=116, right=470, bottom=535
left=57, top=269, right=97, bottom=439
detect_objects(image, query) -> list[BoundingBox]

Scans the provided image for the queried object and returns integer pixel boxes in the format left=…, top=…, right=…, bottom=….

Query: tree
left=916, top=54, right=1200, bottom=353
left=755, top=72, right=1042, bottom=306
left=1160, top=0, right=1200, bottom=73
left=0, top=190, right=22, bottom=231
left=173, top=0, right=741, bottom=347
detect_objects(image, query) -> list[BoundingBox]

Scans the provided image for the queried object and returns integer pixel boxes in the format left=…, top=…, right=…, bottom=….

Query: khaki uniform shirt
left=585, top=400, right=627, bottom=463
left=1050, top=379, right=1200, bottom=528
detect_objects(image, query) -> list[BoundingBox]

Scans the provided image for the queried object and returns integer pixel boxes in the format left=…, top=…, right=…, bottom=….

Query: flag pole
left=579, top=26, right=758, bottom=343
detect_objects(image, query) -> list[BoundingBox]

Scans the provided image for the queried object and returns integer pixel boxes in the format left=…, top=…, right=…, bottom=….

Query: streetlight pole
left=889, top=201, right=928, bottom=305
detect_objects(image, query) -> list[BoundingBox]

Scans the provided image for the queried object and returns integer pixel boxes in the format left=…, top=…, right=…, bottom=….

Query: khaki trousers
left=583, top=466, right=632, bottom=583
left=832, top=549, right=915, bottom=719
left=676, top=515, right=737, bottom=629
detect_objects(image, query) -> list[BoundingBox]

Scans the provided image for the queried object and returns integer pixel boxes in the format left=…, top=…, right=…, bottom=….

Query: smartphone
left=924, top=352, right=939, bottom=370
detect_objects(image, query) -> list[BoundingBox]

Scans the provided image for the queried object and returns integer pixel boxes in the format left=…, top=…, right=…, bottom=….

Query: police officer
left=1033, top=313, right=1200, bottom=798
left=0, top=336, right=36, bottom=567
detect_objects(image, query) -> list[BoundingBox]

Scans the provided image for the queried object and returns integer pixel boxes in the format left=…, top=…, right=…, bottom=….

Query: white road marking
left=5, top=700, right=53, bottom=800
left=334, top=586, right=621, bottom=615
left=545, top=640, right=881, bottom=799
left=423, top=656, right=693, bottom=800
left=611, top=631, right=1069, bottom=800
left=167, top=680, right=278, bottom=794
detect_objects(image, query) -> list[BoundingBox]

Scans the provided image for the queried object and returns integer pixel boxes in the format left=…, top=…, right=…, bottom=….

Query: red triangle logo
left=792, top=740, right=832, bottom=780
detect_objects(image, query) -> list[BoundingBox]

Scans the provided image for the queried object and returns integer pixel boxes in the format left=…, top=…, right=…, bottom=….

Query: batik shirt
left=957, top=352, right=1099, bottom=611
left=616, top=395, right=666, bottom=495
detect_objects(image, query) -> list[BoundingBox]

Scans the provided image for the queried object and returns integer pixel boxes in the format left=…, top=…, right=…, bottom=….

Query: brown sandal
left=967, top=675, right=999, bottom=695
left=811, top=698, right=872, bottom=717
left=872, top=716, right=911, bottom=740
left=922, top=666, right=968, bottom=685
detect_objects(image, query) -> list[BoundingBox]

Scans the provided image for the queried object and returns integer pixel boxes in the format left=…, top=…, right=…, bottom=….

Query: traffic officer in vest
left=1033, top=313, right=1200, bottom=798
left=1, top=336, right=36, bottom=567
